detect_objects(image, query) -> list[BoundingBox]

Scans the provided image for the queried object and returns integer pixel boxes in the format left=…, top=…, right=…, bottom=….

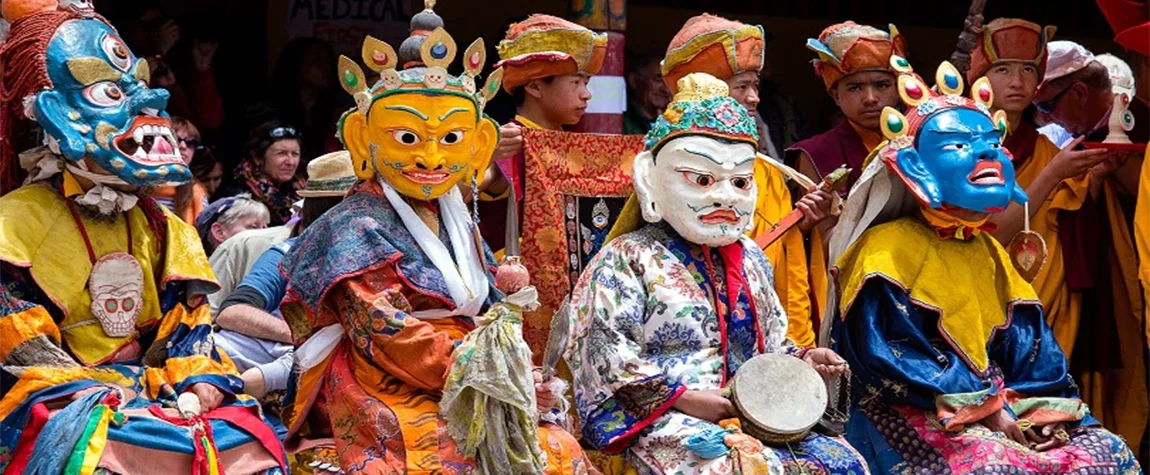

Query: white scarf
left=296, top=180, right=492, bottom=371
left=378, top=177, right=490, bottom=319
left=20, top=146, right=138, bottom=214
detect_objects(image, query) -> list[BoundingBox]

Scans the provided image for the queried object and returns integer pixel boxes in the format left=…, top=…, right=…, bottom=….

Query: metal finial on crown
left=337, top=27, right=502, bottom=114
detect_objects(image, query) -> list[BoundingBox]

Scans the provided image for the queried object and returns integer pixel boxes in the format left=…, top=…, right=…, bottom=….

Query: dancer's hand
left=187, top=382, right=224, bottom=412
left=533, top=368, right=557, bottom=413
left=1026, top=422, right=1070, bottom=451
left=796, top=189, right=834, bottom=233
left=802, top=348, right=850, bottom=378
left=982, top=409, right=1027, bottom=445
left=672, top=390, right=737, bottom=423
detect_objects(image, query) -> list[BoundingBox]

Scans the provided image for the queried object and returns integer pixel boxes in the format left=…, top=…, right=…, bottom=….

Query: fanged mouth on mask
left=112, top=111, right=182, bottom=166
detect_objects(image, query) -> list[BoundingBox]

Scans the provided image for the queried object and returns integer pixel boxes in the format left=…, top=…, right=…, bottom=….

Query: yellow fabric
left=836, top=216, right=1038, bottom=372
left=0, top=366, right=133, bottom=422
left=585, top=450, right=638, bottom=475
left=1136, top=144, right=1150, bottom=351
left=496, top=27, right=607, bottom=70
left=0, top=184, right=217, bottom=366
left=1078, top=180, right=1148, bottom=455
left=808, top=226, right=828, bottom=332
left=663, top=26, right=763, bottom=76
left=1013, top=139, right=1146, bottom=450
left=920, top=206, right=992, bottom=240
left=748, top=158, right=814, bottom=347
left=1012, top=137, right=1089, bottom=358
left=0, top=306, right=60, bottom=362
left=78, top=405, right=115, bottom=475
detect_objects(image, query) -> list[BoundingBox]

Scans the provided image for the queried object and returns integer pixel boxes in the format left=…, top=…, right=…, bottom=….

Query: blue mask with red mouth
left=877, top=57, right=1028, bottom=214
left=894, top=108, right=1027, bottom=213
left=32, top=18, right=190, bottom=187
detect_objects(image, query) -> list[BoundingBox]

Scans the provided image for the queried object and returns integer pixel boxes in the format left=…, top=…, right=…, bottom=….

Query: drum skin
left=729, top=353, right=827, bottom=444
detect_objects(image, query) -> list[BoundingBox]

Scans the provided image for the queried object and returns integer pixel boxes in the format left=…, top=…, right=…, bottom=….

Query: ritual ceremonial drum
left=727, top=353, right=827, bottom=444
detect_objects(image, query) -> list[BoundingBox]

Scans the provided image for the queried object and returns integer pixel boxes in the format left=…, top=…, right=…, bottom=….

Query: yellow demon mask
left=337, top=29, right=503, bottom=200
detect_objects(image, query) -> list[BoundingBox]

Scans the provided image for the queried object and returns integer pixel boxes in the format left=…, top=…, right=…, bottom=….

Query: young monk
left=476, top=15, right=606, bottom=253
left=972, top=20, right=1147, bottom=455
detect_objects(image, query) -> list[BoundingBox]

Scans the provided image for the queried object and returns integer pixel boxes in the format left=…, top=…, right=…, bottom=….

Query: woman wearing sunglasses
left=218, top=120, right=306, bottom=225
left=143, top=116, right=210, bottom=224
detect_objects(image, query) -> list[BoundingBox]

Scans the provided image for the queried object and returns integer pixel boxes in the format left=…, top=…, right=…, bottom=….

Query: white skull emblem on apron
left=88, top=252, right=144, bottom=337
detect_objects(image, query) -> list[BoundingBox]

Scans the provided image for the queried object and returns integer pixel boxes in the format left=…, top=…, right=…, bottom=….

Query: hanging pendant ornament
left=88, top=252, right=145, bottom=337
left=1008, top=202, right=1047, bottom=282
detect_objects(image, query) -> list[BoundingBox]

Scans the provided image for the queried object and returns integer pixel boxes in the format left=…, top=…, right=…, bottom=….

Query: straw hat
left=298, top=151, right=356, bottom=198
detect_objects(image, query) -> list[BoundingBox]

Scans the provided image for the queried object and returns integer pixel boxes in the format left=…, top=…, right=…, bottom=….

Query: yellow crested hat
left=494, top=14, right=607, bottom=92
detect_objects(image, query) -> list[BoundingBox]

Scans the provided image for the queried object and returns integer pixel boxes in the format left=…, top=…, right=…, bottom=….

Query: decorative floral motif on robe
left=567, top=223, right=868, bottom=474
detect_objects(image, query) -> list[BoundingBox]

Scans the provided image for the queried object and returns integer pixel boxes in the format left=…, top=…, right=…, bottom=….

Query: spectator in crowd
left=191, top=146, right=224, bottom=197
left=217, top=121, right=305, bottom=225
left=623, top=52, right=671, bottom=135
left=195, top=195, right=270, bottom=256
left=1035, top=41, right=1117, bottom=145
left=125, top=8, right=225, bottom=135
left=214, top=151, right=356, bottom=401
left=265, top=37, right=342, bottom=162
left=145, top=116, right=208, bottom=224
left=207, top=151, right=353, bottom=317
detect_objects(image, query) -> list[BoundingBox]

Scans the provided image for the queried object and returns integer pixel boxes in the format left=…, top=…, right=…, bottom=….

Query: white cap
left=1042, top=41, right=1096, bottom=84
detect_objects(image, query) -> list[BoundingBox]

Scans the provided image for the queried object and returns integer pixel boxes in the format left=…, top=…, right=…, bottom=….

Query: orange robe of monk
left=1011, top=131, right=1147, bottom=455
left=749, top=159, right=818, bottom=347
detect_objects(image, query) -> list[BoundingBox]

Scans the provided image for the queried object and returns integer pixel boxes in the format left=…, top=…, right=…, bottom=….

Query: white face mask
left=633, top=136, right=758, bottom=247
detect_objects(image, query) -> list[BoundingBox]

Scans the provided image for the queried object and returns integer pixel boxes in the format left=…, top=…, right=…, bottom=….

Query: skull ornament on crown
left=633, top=73, right=761, bottom=247
left=335, top=29, right=503, bottom=201
left=1094, top=53, right=1137, bottom=144
left=88, top=252, right=143, bottom=337
left=0, top=0, right=189, bottom=194
left=876, top=56, right=1028, bottom=214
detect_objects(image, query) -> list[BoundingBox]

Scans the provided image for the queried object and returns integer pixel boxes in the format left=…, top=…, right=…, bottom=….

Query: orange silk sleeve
left=334, top=275, right=463, bottom=392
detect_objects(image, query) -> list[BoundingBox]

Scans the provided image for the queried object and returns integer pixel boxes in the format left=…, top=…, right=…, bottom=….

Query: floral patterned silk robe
left=566, top=223, right=868, bottom=474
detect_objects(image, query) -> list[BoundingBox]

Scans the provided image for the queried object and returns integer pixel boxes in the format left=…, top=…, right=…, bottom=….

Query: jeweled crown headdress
left=876, top=56, right=1009, bottom=204
left=644, top=73, right=759, bottom=151
left=336, top=27, right=503, bottom=115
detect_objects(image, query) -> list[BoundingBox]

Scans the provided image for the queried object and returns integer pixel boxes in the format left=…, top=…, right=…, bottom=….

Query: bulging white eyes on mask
left=637, top=136, right=758, bottom=247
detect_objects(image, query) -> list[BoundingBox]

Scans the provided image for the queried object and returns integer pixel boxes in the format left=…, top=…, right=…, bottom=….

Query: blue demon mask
left=34, top=18, right=190, bottom=187
left=878, top=57, right=1027, bottom=214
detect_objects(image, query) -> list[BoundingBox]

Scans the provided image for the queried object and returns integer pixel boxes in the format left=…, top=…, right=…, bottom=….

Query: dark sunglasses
left=179, top=137, right=204, bottom=151
left=1034, top=85, right=1072, bottom=115
left=268, top=126, right=300, bottom=139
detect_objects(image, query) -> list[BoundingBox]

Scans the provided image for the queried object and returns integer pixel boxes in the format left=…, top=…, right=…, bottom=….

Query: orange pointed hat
left=967, top=18, right=1056, bottom=83
left=807, top=21, right=908, bottom=90
left=494, top=14, right=607, bottom=92
left=661, top=14, right=766, bottom=94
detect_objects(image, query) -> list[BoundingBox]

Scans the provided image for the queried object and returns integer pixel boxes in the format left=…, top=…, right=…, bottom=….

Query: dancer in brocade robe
left=0, top=2, right=286, bottom=473
left=278, top=26, right=592, bottom=474
left=567, top=73, right=868, bottom=475
left=825, top=56, right=1141, bottom=474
